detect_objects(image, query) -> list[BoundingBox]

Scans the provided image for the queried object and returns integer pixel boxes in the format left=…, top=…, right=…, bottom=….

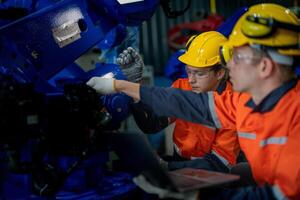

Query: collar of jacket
left=216, top=80, right=227, bottom=95
left=245, top=79, right=298, bottom=113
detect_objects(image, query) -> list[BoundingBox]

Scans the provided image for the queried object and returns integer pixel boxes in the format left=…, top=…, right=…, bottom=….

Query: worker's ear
left=258, top=57, right=274, bottom=79
left=216, top=68, right=226, bottom=80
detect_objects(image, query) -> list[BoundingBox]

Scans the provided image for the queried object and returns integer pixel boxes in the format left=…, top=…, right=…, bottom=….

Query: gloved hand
left=86, top=77, right=116, bottom=94
left=117, top=47, right=144, bottom=83
left=133, top=175, right=198, bottom=200
left=133, top=174, right=184, bottom=199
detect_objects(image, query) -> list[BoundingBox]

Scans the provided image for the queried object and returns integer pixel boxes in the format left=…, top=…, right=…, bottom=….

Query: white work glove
left=133, top=174, right=184, bottom=199
left=117, top=47, right=144, bottom=83
left=86, top=77, right=116, bottom=94
left=133, top=175, right=198, bottom=200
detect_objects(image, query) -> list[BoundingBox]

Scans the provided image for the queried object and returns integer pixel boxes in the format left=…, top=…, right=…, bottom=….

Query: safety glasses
left=185, top=67, right=215, bottom=79
left=219, top=45, right=233, bottom=67
left=219, top=45, right=266, bottom=67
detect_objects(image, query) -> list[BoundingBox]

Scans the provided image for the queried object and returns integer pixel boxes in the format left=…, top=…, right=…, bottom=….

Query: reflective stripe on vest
left=208, top=92, right=222, bottom=129
left=201, top=124, right=217, bottom=131
left=173, top=142, right=204, bottom=159
left=238, top=132, right=256, bottom=140
left=174, top=143, right=230, bottom=167
left=260, top=136, right=287, bottom=147
left=212, top=150, right=231, bottom=169
left=272, top=185, right=288, bottom=200
left=190, top=156, right=203, bottom=160
left=174, top=142, right=182, bottom=156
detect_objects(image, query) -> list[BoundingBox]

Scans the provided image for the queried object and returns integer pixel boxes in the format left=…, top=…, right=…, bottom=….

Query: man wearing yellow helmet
left=129, top=31, right=240, bottom=173
left=87, top=3, right=300, bottom=199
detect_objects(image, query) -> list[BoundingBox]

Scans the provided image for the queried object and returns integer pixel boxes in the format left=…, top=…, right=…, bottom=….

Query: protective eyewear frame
left=185, top=66, right=217, bottom=79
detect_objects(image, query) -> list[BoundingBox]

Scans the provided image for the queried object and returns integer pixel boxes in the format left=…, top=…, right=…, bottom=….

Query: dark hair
left=211, top=64, right=228, bottom=80
left=211, top=64, right=224, bottom=72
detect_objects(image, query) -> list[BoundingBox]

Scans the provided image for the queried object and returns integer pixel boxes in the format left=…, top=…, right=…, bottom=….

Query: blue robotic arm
left=0, top=0, right=160, bottom=122
left=0, top=0, right=161, bottom=198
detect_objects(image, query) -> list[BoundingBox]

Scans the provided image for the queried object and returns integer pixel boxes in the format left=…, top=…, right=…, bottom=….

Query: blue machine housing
left=0, top=0, right=160, bottom=199
left=0, top=0, right=111, bottom=90
left=85, top=63, right=133, bottom=122
left=89, top=0, right=159, bottom=26
left=47, top=62, right=132, bottom=122
left=0, top=0, right=147, bottom=121
left=164, top=49, right=187, bottom=81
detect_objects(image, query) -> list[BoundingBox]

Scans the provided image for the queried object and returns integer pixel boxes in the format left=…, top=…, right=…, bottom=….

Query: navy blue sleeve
left=130, top=101, right=169, bottom=134
left=140, top=86, right=216, bottom=128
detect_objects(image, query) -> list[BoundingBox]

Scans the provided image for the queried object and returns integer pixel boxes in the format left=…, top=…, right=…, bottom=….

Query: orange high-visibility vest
left=211, top=80, right=300, bottom=199
left=172, top=78, right=240, bottom=166
left=140, top=77, right=300, bottom=199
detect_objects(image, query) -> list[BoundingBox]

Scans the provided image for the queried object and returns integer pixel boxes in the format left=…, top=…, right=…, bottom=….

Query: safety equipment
left=171, top=78, right=240, bottom=164
left=86, top=77, right=116, bottom=94
left=117, top=47, right=144, bottom=83
left=242, top=15, right=300, bottom=39
left=220, top=4, right=300, bottom=65
left=138, top=73, right=300, bottom=198
left=219, top=44, right=233, bottom=66
left=178, top=31, right=227, bottom=68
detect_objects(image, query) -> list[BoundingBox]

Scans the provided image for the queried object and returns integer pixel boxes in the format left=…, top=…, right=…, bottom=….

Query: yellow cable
left=210, top=0, right=216, bottom=14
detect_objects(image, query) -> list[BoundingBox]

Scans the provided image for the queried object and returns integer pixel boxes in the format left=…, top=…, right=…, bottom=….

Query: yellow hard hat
left=178, top=31, right=227, bottom=68
left=221, top=4, right=300, bottom=65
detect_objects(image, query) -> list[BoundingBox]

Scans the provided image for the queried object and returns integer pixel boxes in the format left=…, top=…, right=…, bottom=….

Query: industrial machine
left=0, top=0, right=162, bottom=198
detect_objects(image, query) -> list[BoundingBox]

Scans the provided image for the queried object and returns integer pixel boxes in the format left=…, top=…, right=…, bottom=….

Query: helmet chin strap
left=251, top=44, right=294, bottom=66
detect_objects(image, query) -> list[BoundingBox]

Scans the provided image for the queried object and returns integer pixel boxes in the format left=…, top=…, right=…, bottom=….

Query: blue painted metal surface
left=0, top=0, right=110, bottom=88
left=296, top=67, right=300, bottom=77
left=85, top=63, right=133, bottom=122
left=164, top=49, right=187, bottom=81
left=0, top=0, right=160, bottom=199
left=0, top=0, right=140, bottom=121
left=216, top=6, right=248, bottom=37
left=1, top=149, right=137, bottom=199
left=89, top=0, right=159, bottom=26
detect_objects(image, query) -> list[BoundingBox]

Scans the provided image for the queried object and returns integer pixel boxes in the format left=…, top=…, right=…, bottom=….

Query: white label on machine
left=117, top=0, right=144, bottom=4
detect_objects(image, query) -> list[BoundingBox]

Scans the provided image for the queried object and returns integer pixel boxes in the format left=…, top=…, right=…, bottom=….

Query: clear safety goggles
left=185, top=67, right=215, bottom=79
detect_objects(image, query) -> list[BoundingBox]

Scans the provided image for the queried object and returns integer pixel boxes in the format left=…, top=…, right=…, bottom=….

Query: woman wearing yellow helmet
left=129, top=31, right=240, bottom=173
